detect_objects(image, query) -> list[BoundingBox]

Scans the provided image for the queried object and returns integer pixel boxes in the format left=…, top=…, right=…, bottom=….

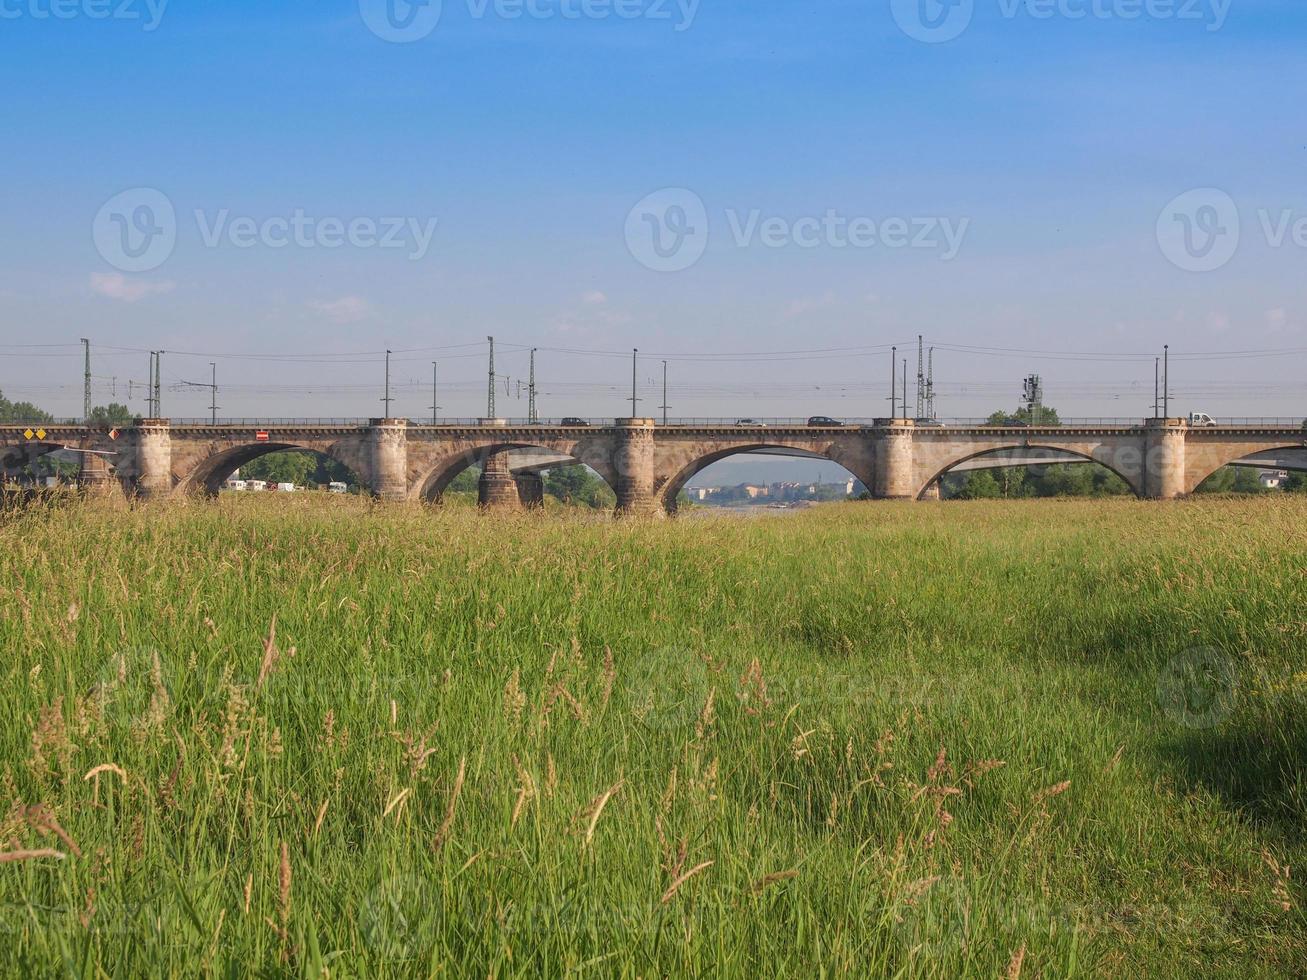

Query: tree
left=544, top=466, right=615, bottom=509
left=953, top=470, right=1001, bottom=499
left=89, top=403, right=134, bottom=425
left=1196, top=466, right=1266, bottom=494
left=447, top=467, right=480, bottom=494
left=1286, top=473, right=1307, bottom=493
left=986, top=405, right=1062, bottom=427
left=240, top=451, right=317, bottom=487
left=0, top=390, right=53, bottom=424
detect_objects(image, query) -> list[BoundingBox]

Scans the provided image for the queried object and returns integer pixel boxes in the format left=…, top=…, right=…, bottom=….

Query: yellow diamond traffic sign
left=35, top=429, right=46, bottom=440
left=23, top=429, right=33, bottom=440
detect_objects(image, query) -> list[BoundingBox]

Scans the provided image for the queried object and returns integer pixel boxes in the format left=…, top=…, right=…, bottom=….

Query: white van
left=1189, top=413, right=1218, bottom=427
left=226, top=480, right=248, bottom=492
left=276, top=483, right=296, bottom=493
left=328, top=482, right=348, bottom=494
left=247, top=480, right=267, bottom=492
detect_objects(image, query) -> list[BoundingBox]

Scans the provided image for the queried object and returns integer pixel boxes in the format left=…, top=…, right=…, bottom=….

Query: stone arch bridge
left=2, top=418, right=1303, bottom=515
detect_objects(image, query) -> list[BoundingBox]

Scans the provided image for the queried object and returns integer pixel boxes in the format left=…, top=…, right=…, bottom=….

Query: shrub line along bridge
left=3, top=417, right=1304, bottom=515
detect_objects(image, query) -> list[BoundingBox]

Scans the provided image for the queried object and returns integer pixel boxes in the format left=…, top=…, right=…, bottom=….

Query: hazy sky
left=2, top=0, right=1305, bottom=421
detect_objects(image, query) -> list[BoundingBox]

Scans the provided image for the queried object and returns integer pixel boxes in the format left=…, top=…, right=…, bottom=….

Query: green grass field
left=1, top=495, right=1304, bottom=977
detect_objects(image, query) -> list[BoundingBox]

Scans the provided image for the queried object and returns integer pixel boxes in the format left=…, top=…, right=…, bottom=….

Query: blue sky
left=1, top=0, right=1305, bottom=421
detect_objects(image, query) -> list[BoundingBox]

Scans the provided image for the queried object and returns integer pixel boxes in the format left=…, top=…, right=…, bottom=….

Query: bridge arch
left=176, top=441, right=367, bottom=497
left=414, top=440, right=619, bottom=505
left=657, top=442, right=873, bottom=515
left=1186, top=441, right=1307, bottom=495
left=915, top=443, right=1145, bottom=500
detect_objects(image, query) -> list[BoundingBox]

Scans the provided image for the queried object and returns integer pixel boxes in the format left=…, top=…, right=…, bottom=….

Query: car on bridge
left=1189, top=412, right=1218, bottom=427
left=735, top=419, right=766, bottom=427
left=914, top=418, right=945, bottom=427
left=807, top=416, right=843, bottom=427
left=560, top=418, right=590, bottom=427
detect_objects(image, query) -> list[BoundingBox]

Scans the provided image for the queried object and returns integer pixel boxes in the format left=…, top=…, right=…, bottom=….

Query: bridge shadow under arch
left=1188, top=442, right=1307, bottom=495
left=416, top=443, right=618, bottom=506
left=180, top=443, right=366, bottom=496
left=919, top=445, right=1142, bottom=500
left=661, top=445, right=864, bottom=515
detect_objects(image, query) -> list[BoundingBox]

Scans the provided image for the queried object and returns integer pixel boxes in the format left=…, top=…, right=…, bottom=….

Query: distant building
left=1260, top=470, right=1290, bottom=489
left=742, top=484, right=769, bottom=499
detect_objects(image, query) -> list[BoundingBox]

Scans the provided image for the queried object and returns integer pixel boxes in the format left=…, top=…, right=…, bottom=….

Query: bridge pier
left=78, top=449, right=117, bottom=495
left=874, top=419, right=917, bottom=500
left=369, top=418, right=408, bottom=502
left=1144, top=419, right=1187, bottom=500
left=133, top=419, right=173, bottom=499
left=613, top=419, right=662, bottom=517
left=515, top=471, right=546, bottom=509
left=479, top=450, right=522, bottom=511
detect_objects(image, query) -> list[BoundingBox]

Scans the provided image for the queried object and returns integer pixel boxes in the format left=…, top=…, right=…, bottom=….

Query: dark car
left=807, top=416, right=843, bottom=427
left=559, top=417, right=590, bottom=427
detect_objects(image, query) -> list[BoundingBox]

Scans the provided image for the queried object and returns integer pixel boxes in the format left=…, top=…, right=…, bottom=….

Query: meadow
left=0, top=494, right=1303, bottom=978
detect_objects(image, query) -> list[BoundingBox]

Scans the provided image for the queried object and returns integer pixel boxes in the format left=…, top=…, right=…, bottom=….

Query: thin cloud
left=89, top=272, right=175, bottom=303
left=310, top=295, right=372, bottom=323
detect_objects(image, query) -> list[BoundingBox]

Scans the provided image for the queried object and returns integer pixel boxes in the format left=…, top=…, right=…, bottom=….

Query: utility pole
left=1163, top=344, right=1169, bottom=418
left=210, top=362, right=218, bottom=424
left=890, top=345, right=897, bottom=419
left=659, top=359, right=669, bottom=425
left=154, top=350, right=163, bottom=417
left=629, top=348, right=639, bottom=417
left=528, top=348, right=538, bottom=423
left=902, top=360, right=908, bottom=422
left=381, top=349, right=393, bottom=418
left=430, top=362, right=440, bottom=425
left=487, top=336, right=496, bottom=418
left=927, top=347, right=936, bottom=420
left=81, top=338, right=91, bottom=422
left=1153, top=357, right=1160, bottom=417
left=915, top=335, right=925, bottom=421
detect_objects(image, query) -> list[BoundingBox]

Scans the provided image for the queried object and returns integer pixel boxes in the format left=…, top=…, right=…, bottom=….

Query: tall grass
left=0, top=495, right=1303, bottom=977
